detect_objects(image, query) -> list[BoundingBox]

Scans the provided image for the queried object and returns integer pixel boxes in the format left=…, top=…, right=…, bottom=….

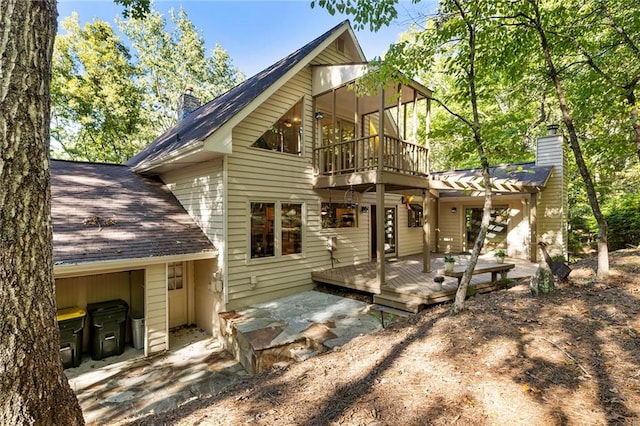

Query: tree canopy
left=51, top=6, right=244, bottom=163
left=118, top=7, right=244, bottom=140
left=52, top=13, right=144, bottom=163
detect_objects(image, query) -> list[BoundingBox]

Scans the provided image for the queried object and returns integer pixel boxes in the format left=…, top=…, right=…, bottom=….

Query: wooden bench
left=444, top=263, right=515, bottom=286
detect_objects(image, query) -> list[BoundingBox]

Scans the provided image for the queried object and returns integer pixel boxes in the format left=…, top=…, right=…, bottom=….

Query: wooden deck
left=311, top=254, right=538, bottom=313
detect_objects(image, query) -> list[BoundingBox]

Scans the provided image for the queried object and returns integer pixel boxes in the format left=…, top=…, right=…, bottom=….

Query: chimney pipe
left=547, top=124, right=559, bottom=135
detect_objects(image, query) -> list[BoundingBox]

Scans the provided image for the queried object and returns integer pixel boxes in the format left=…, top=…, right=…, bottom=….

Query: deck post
left=530, top=193, right=538, bottom=262
left=422, top=190, right=431, bottom=272
left=376, top=182, right=386, bottom=288
left=376, top=87, right=385, bottom=288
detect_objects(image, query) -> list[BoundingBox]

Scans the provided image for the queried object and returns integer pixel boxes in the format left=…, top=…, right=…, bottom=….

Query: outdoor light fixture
left=314, top=111, right=324, bottom=120
left=451, top=207, right=457, bottom=213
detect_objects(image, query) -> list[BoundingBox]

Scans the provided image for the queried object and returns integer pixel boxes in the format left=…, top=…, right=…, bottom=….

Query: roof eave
left=54, top=250, right=217, bottom=279
left=130, top=141, right=206, bottom=175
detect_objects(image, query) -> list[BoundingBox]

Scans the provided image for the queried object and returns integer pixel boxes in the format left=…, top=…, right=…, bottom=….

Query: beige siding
left=145, top=264, right=167, bottom=355
left=224, top=40, right=363, bottom=309
left=321, top=191, right=372, bottom=265
left=535, top=135, right=568, bottom=257
left=507, top=199, right=530, bottom=259
left=397, top=199, right=424, bottom=257
left=429, top=196, right=438, bottom=250
left=193, top=258, right=224, bottom=337
left=438, top=200, right=464, bottom=253
left=161, top=159, right=223, bottom=253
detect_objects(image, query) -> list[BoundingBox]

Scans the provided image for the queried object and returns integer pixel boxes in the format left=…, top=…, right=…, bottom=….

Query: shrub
left=604, top=193, right=640, bottom=251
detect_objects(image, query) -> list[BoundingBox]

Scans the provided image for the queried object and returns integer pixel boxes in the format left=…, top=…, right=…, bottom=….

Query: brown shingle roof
left=51, top=160, right=215, bottom=266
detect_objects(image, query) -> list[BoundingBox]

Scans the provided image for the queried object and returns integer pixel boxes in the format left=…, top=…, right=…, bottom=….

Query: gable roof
left=51, top=160, right=215, bottom=268
left=430, top=163, right=553, bottom=194
left=127, top=20, right=359, bottom=172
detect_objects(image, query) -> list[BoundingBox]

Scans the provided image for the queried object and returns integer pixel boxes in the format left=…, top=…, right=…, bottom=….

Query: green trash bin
left=87, top=299, right=128, bottom=360
left=57, top=307, right=86, bottom=369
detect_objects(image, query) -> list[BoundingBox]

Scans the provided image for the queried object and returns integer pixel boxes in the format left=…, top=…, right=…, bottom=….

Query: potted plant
left=444, top=255, right=455, bottom=272
left=494, top=249, right=506, bottom=263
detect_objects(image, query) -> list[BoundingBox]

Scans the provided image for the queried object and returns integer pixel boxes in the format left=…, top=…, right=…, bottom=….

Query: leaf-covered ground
left=124, top=249, right=640, bottom=425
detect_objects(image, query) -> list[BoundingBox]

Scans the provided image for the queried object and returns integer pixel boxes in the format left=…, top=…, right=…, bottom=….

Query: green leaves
left=51, top=6, right=244, bottom=163
left=311, top=0, right=405, bottom=31
left=113, top=0, right=151, bottom=19
left=51, top=14, right=144, bottom=163
left=118, top=6, right=244, bottom=137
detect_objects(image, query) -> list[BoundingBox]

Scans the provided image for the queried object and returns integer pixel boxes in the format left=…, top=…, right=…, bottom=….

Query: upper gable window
left=252, top=99, right=303, bottom=155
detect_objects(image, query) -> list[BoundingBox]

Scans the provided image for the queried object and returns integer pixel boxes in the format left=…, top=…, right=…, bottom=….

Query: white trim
left=203, top=127, right=233, bottom=154
left=53, top=251, right=217, bottom=279
left=131, top=142, right=206, bottom=174
left=222, top=156, right=230, bottom=304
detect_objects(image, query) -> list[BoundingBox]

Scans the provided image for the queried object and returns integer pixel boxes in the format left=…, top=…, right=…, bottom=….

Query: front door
left=167, top=262, right=187, bottom=328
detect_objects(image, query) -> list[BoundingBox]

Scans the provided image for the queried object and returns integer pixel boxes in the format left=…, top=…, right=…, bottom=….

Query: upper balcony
left=311, top=64, right=432, bottom=192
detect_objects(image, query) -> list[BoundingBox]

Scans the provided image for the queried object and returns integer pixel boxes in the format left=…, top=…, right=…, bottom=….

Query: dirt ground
left=124, top=249, right=640, bottom=426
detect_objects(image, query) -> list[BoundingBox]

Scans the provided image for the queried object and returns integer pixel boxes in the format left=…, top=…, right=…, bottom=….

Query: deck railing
left=315, top=135, right=428, bottom=176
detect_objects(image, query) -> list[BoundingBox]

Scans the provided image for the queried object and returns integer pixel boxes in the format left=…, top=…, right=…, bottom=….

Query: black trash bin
left=87, top=299, right=128, bottom=360
left=57, top=307, right=86, bottom=369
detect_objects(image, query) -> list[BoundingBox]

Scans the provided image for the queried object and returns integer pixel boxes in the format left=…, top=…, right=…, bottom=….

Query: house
left=53, top=20, right=567, bottom=361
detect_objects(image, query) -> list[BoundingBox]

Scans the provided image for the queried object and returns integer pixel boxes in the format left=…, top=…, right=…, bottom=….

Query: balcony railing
left=315, top=135, right=428, bottom=177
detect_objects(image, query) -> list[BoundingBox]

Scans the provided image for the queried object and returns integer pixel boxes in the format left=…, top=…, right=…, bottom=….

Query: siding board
left=145, top=263, right=167, bottom=355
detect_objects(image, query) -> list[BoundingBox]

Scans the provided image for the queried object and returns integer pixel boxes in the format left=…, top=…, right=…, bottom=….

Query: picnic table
left=444, top=262, right=515, bottom=286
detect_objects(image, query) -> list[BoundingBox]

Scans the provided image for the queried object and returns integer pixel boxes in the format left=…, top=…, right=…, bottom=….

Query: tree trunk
left=528, top=0, right=609, bottom=278
left=626, top=92, right=640, bottom=162
left=451, top=0, right=493, bottom=314
left=452, top=170, right=493, bottom=313
left=0, top=0, right=84, bottom=424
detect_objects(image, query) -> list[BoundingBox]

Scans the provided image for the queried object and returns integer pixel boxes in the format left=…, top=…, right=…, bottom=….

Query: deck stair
left=374, top=279, right=515, bottom=313
left=373, top=289, right=424, bottom=313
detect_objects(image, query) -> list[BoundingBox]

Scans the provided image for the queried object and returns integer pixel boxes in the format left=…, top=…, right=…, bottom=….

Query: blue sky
left=57, top=0, right=437, bottom=77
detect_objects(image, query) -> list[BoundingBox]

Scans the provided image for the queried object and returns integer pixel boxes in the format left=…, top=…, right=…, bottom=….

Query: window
left=281, top=204, right=302, bottom=255
left=407, top=204, right=423, bottom=228
left=250, top=202, right=304, bottom=258
left=252, top=99, right=302, bottom=155
left=321, top=202, right=357, bottom=228
left=167, top=262, right=183, bottom=290
left=251, top=203, right=275, bottom=258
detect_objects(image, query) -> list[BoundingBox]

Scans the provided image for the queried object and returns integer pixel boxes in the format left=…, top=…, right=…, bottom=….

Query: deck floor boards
left=312, top=254, right=538, bottom=311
